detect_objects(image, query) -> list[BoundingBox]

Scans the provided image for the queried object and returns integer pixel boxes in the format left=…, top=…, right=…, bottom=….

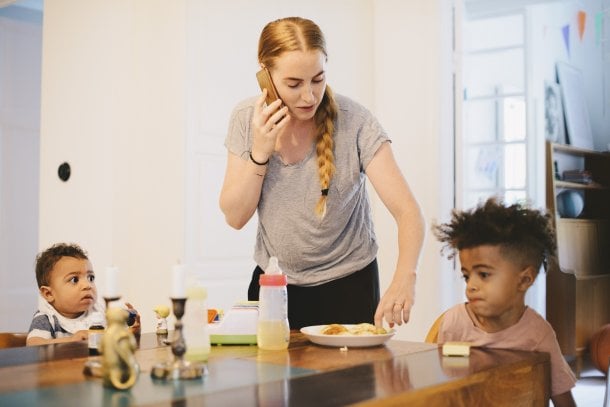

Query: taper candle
left=105, top=266, right=119, bottom=298
left=171, top=263, right=187, bottom=298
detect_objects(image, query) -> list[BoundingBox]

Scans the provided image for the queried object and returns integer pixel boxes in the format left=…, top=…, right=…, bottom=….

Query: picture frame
left=544, top=81, right=566, bottom=144
left=556, top=62, right=594, bottom=150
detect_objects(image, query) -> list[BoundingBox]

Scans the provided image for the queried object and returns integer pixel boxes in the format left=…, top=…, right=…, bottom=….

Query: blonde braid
left=314, top=86, right=338, bottom=218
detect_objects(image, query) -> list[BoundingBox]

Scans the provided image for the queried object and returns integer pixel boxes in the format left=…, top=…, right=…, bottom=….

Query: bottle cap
left=259, top=273, right=287, bottom=286
left=89, top=311, right=105, bottom=328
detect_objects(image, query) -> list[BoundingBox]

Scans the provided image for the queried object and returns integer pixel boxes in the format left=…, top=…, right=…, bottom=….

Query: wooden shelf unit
left=545, top=142, right=610, bottom=369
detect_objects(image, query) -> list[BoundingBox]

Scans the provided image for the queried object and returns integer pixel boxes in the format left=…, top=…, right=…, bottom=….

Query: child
left=432, top=198, right=576, bottom=407
left=27, top=243, right=140, bottom=346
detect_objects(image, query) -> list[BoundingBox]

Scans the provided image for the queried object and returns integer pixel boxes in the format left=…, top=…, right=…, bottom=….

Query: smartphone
left=256, top=68, right=281, bottom=106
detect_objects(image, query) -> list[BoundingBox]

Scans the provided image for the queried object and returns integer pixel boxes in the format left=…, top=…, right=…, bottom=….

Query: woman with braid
left=220, top=17, right=424, bottom=329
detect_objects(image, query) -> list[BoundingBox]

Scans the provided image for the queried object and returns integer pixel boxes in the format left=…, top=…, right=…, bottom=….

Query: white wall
left=40, top=0, right=187, bottom=331
left=36, top=0, right=452, bottom=338
left=530, top=0, right=609, bottom=152
left=372, top=0, right=454, bottom=341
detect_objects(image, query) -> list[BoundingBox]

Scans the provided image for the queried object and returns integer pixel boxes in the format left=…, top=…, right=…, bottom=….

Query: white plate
left=300, top=325, right=395, bottom=347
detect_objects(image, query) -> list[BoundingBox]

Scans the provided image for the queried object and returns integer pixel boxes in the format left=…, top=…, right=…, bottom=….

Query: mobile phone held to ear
left=256, top=68, right=281, bottom=106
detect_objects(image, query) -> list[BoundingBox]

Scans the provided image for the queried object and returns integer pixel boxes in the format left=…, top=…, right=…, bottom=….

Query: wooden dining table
left=0, top=331, right=550, bottom=406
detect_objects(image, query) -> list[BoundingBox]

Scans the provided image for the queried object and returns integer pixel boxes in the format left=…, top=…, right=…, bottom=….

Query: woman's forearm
left=219, top=153, right=267, bottom=229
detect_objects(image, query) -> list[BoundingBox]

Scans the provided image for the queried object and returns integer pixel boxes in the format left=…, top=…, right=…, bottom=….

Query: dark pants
left=248, top=259, right=380, bottom=329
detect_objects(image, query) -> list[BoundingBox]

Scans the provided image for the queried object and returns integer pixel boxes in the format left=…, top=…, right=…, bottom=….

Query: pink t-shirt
left=438, top=303, right=576, bottom=397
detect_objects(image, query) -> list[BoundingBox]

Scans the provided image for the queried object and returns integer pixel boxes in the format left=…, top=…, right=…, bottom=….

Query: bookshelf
left=545, top=141, right=610, bottom=373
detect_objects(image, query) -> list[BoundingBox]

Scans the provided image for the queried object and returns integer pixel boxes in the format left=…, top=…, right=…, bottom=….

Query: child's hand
left=71, top=330, right=89, bottom=342
left=125, top=303, right=141, bottom=336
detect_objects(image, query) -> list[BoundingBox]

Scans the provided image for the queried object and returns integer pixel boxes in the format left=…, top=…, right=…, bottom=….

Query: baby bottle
left=184, top=283, right=211, bottom=362
left=88, top=311, right=105, bottom=356
left=257, top=257, right=290, bottom=350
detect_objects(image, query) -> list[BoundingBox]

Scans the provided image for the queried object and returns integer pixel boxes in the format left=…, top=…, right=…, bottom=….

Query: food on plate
left=321, top=324, right=349, bottom=335
left=350, top=323, right=387, bottom=335
left=321, top=323, right=388, bottom=336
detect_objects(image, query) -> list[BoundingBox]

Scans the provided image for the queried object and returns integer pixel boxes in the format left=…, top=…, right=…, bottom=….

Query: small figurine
left=154, top=305, right=170, bottom=335
left=100, top=307, right=139, bottom=390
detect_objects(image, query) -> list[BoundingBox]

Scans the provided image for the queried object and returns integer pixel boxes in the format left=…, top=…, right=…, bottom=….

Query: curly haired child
left=433, top=198, right=576, bottom=407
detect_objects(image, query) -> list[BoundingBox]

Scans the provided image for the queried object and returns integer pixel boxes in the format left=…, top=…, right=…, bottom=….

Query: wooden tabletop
left=0, top=332, right=550, bottom=406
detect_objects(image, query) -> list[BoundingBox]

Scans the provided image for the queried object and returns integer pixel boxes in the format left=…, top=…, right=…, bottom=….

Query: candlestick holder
left=104, top=296, right=121, bottom=310
left=150, top=297, right=207, bottom=380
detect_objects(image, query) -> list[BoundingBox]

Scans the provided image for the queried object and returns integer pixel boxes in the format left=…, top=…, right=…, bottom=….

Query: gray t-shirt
left=225, top=93, right=390, bottom=286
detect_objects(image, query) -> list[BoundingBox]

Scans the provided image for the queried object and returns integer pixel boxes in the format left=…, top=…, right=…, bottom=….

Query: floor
left=569, top=356, right=607, bottom=406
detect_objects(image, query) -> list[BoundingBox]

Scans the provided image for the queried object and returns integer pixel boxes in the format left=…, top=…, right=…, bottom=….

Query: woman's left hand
left=374, top=271, right=416, bottom=328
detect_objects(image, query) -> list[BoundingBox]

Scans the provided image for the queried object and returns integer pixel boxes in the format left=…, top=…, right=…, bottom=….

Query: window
left=459, top=12, right=529, bottom=208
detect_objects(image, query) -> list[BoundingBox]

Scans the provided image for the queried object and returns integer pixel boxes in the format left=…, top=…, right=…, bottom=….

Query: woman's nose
left=301, top=85, right=314, bottom=103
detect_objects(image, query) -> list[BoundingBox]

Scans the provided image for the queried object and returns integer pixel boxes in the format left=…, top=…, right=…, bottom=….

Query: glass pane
left=504, top=190, right=527, bottom=205
left=463, top=190, right=527, bottom=210
left=501, top=96, right=526, bottom=141
left=464, top=14, right=524, bottom=51
left=464, top=145, right=501, bottom=189
left=464, top=143, right=526, bottom=190
left=463, top=49, right=524, bottom=98
left=464, top=96, right=525, bottom=143
left=504, top=143, right=526, bottom=189
left=463, top=99, right=497, bottom=143
left=463, top=191, right=496, bottom=210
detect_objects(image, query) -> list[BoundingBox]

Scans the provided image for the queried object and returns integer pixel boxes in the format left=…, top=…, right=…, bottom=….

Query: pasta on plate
left=321, top=323, right=387, bottom=336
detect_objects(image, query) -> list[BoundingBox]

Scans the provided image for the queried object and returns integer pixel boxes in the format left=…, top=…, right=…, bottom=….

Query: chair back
left=0, top=332, right=27, bottom=348
left=425, top=312, right=446, bottom=343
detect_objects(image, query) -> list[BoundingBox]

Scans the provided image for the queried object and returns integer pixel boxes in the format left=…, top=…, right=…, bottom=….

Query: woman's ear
left=40, top=286, right=54, bottom=303
left=518, top=267, right=536, bottom=291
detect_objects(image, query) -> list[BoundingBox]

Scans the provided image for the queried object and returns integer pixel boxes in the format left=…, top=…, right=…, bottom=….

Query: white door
left=184, top=2, right=262, bottom=313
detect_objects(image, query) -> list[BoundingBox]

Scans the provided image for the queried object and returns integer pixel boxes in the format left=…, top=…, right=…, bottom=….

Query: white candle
left=171, top=263, right=187, bottom=298
left=105, top=266, right=119, bottom=298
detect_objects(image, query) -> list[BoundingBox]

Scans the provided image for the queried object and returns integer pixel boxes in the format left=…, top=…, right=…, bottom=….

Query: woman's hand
left=374, top=271, right=416, bottom=328
left=251, top=91, right=289, bottom=162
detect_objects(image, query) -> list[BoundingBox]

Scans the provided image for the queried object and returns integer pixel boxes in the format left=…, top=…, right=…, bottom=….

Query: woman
left=219, top=17, right=424, bottom=329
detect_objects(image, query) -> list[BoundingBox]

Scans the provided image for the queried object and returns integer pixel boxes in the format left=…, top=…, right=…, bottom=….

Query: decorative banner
left=562, top=24, right=570, bottom=57
left=595, top=12, right=603, bottom=45
left=577, top=10, right=586, bottom=41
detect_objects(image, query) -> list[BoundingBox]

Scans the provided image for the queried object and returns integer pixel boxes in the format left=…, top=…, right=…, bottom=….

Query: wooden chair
left=0, top=332, right=27, bottom=348
left=604, top=361, right=610, bottom=407
left=425, top=312, right=446, bottom=344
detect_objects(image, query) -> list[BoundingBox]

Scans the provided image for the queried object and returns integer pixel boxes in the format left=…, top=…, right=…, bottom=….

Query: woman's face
left=269, top=50, right=327, bottom=122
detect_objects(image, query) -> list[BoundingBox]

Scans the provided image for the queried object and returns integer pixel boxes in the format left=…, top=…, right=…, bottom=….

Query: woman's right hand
left=251, top=90, right=289, bottom=162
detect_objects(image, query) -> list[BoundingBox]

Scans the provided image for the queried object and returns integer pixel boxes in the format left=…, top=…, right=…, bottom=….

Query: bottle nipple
left=266, top=256, right=281, bottom=275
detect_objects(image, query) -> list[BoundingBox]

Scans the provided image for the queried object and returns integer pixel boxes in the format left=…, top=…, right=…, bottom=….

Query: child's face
left=459, top=245, right=534, bottom=328
left=40, top=256, right=97, bottom=319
